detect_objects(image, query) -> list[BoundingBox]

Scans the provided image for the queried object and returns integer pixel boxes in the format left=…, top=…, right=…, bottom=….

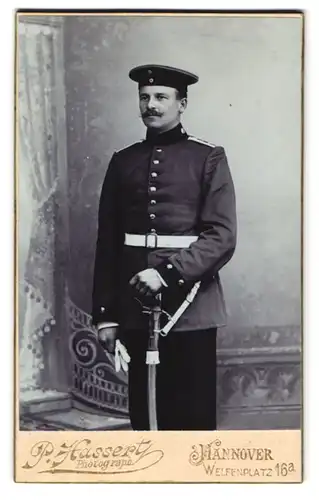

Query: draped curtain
left=17, top=17, right=128, bottom=415
left=18, top=19, right=64, bottom=399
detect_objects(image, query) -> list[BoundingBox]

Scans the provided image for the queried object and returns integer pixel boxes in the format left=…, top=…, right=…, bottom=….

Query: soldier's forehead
left=138, top=85, right=177, bottom=94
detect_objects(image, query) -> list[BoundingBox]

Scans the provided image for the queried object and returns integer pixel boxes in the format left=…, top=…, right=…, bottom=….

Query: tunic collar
left=145, top=123, right=188, bottom=145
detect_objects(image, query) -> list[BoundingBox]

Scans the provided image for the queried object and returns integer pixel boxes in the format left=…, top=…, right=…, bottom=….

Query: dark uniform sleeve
left=91, top=153, right=124, bottom=326
left=155, top=147, right=237, bottom=287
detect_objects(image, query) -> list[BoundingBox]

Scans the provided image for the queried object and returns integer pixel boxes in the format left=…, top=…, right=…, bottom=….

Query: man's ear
left=179, top=98, right=188, bottom=114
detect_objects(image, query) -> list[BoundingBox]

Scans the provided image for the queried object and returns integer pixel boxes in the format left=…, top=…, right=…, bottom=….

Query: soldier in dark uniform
left=92, top=64, right=237, bottom=430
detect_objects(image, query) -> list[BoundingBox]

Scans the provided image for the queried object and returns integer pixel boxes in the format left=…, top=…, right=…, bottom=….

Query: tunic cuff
left=97, top=322, right=119, bottom=330
left=154, top=260, right=187, bottom=289
left=91, top=304, right=118, bottom=327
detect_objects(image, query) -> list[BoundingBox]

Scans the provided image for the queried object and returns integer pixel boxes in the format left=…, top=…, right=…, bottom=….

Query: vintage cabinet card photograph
left=15, top=10, right=303, bottom=483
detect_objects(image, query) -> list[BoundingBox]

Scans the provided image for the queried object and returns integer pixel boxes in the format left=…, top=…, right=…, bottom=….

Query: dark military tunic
left=92, top=123, right=237, bottom=330
left=92, top=123, right=237, bottom=430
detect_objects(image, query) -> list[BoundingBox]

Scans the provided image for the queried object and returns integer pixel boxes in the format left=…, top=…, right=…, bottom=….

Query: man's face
left=139, top=85, right=187, bottom=133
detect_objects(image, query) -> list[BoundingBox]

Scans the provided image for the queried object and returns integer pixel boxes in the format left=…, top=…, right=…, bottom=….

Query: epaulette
left=115, top=140, right=143, bottom=153
left=187, top=136, right=215, bottom=148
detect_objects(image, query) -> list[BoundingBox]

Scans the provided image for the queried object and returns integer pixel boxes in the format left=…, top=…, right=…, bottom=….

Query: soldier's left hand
left=129, top=268, right=163, bottom=296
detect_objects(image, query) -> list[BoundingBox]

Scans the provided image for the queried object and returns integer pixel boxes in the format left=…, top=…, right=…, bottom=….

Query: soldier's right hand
left=97, top=325, right=118, bottom=354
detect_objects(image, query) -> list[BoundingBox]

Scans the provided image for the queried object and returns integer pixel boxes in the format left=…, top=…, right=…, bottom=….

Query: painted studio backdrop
left=17, top=14, right=302, bottom=430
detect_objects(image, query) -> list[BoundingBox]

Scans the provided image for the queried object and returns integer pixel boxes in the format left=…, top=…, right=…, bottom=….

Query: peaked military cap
left=129, top=64, right=199, bottom=92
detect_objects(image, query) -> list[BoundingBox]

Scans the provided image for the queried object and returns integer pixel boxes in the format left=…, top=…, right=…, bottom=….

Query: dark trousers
left=122, top=328, right=217, bottom=431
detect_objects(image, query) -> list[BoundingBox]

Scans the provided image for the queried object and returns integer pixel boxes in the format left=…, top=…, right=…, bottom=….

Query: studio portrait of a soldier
left=92, top=64, right=237, bottom=431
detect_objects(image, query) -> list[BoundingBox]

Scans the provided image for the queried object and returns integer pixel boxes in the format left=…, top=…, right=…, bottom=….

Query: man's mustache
left=142, top=110, right=163, bottom=118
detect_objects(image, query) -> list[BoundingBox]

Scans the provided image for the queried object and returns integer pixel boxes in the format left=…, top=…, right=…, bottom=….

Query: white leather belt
left=124, top=233, right=198, bottom=249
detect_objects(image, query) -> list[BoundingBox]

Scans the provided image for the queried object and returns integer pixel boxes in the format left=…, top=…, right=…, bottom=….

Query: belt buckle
left=145, top=232, right=158, bottom=248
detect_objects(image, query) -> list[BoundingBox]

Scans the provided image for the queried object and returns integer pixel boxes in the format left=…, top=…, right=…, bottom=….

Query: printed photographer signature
left=22, top=438, right=164, bottom=474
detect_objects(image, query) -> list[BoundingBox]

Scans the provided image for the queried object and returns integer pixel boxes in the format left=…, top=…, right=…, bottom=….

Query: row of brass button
left=149, top=151, right=162, bottom=228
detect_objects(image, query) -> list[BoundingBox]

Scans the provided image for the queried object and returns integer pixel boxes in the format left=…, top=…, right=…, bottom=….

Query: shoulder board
left=187, top=136, right=215, bottom=148
left=115, top=140, right=143, bottom=153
